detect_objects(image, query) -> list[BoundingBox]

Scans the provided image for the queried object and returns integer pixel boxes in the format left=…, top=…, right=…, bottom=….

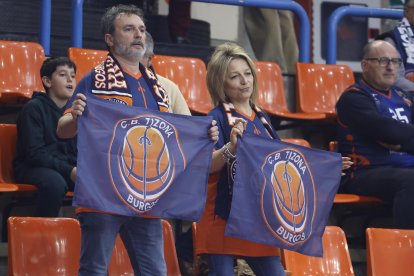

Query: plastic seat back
left=255, top=61, right=290, bottom=114
left=0, top=124, right=34, bottom=190
left=283, top=226, right=354, bottom=276
left=0, top=41, right=45, bottom=102
left=108, top=220, right=181, bottom=276
left=162, top=220, right=181, bottom=275
left=68, top=47, right=108, bottom=81
left=8, top=217, right=81, bottom=276
left=255, top=61, right=326, bottom=120
left=366, top=228, right=414, bottom=276
left=296, top=63, right=354, bottom=115
left=108, top=235, right=134, bottom=276
left=152, top=55, right=213, bottom=114
left=0, top=124, right=17, bottom=184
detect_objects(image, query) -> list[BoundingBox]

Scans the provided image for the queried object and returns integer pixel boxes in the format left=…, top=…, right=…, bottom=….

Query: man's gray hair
left=144, top=31, right=154, bottom=57
left=101, top=4, right=144, bottom=35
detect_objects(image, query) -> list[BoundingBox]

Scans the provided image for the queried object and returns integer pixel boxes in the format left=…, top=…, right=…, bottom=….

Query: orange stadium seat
left=254, top=61, right=326, bottom=120
left=0, top=184, right=18, bottom=192
left=162, top=220, right=181, bottom=276
left=0, top=40, right=45, bottom=103
left=0, top=124, right=38, bottom=191
left=152, top=55, right=213, bottom=115
left=68, top=47, right=108, bottom=80
left=8, top=217, right=81, bottom=275
left=108, top=220, right=181, bottom=276
left=366, top=228, right=414, bottom=276
left=283, top=226, right=354, bottom=276
left=0, top=124, right=73, bottom=241
left=333, top=193, right=384, bottom=204
left=108, top=235, right=134, bottom=276
left=296, top=63, right=355, bottom=116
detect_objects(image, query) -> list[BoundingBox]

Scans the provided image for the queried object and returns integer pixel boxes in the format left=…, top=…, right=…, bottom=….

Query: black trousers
left=343, top=166, right=414, bottom=229
left=16, top=167, right=74, bottom=217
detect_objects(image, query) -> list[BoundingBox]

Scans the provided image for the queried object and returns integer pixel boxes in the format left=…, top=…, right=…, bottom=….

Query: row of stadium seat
left=192, top=223, right=414, bottom=276
left=0, top=40, right=355, bottom=120
left=8, top=216, right=413, bottom=276
left=7, top=217, right=180, bottom=275
left=68, top=47, right=356, bottom=120
left=191, top=223, right=414, bottom=276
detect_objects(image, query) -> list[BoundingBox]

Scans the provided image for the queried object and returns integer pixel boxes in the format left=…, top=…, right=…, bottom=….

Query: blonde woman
left=196, top=42, right=285, bottom=276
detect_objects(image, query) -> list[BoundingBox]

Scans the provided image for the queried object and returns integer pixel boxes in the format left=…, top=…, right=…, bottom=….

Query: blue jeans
left=206, top=254, right=285, bottom=276
left=78, top=212, right=166, bottom=276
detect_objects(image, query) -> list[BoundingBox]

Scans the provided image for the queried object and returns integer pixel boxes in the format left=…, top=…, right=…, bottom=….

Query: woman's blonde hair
left=206, top=42, right=258, bottom=107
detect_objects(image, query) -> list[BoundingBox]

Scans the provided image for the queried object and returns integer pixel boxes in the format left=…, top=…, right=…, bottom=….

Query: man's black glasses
left=364, top=57, right=403, bottom=67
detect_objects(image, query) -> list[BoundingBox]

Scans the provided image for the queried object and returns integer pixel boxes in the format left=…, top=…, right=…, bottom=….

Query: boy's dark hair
left=40, top=57, right=76, bottom=79
left=40, top=57, right=76, bottom=92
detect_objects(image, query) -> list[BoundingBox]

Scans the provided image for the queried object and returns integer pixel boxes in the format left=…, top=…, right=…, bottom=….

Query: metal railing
left=40, top=0, right=51, bottom=55
left=39, top=0, right=84, bottom=56
left=326, top=6, right=403, bottom=64
left=190, top=0, right=310, bottom=62
left=39, top=0, right=310, bottom=62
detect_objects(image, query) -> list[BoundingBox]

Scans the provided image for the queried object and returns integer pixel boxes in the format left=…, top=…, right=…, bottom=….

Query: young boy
left=13, top=57, right=77, bottom=217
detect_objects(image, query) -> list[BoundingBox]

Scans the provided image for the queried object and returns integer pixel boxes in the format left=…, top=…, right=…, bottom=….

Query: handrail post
left=40, top=0, right=51, bottom=55
left=72, top=0, right=84, bottom=49
left=327, top=6, right=403, bottom=64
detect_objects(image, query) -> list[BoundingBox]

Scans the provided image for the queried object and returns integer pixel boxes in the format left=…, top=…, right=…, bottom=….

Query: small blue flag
left=225, top=133, right=342, bottom=256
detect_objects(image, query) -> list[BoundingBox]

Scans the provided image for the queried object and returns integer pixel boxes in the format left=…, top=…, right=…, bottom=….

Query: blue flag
left=225, top=134, right=342, bottom=256
left=74, top=96, right=214, bottom=221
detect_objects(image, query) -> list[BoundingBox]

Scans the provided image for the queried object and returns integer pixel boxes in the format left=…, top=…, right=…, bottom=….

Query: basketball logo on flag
left=108, top=115, right=185, bottom=213
left=260, top=147, right=316, bottom=246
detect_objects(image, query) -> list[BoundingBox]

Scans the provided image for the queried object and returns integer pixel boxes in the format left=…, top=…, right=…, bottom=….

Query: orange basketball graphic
left=121, top=126, right=172, bottom=200
left=271, top=161, right=306, bottom=231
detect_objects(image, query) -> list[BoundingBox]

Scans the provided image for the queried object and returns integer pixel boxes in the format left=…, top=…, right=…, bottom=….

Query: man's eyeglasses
left=364, top=57, right=403, bottom=67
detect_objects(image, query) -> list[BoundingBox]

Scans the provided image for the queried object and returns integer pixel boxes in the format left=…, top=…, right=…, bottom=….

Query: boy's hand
left=71, top=93, right=87, bottom=119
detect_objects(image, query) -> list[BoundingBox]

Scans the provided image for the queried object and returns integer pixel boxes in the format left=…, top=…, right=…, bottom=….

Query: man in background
left=141, top=31, right=191, bottom=115
left=336, top=40, right=414, bottom=229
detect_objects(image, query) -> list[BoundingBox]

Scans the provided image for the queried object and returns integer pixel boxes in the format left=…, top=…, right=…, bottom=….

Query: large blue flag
left=225, top=134, right=342, bottom=256
left=74, top=96, right=214, bottom=221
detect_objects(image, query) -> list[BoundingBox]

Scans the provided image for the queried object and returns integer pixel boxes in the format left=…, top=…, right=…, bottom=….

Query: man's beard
left=114, top=44, right=144, bottom=61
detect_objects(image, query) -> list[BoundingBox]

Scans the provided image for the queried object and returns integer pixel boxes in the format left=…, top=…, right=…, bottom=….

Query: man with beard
left=57, top=5, right=218, bottom=275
